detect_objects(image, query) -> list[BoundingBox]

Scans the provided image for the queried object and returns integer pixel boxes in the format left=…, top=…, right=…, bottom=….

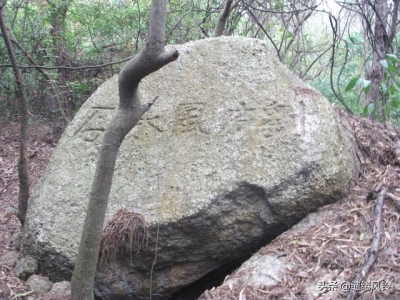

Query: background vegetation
left=1, top=0, right=400, bottom=122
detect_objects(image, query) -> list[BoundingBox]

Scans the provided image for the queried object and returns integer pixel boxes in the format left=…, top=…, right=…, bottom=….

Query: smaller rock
left=14, top=256, right=39, bottom=280
left=26, top=274, right=53, bottom=295
left=10, top=227, right=22, bottom=250
left=0, top=250, right=19, bottom=268
left=223, top=254, right=288, bottom=289
left=44, top=281, right=71, bottom=300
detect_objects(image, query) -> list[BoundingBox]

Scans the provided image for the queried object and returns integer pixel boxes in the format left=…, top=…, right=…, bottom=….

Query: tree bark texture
left=47, top=0, right=72, bottom=117
left=70, top=1, right=178, bottom=299
left=0, top=1, right=30, bottom=225
left=365, top=0, right=389, bottom=110
left=214, top=0, right=233, bottom=37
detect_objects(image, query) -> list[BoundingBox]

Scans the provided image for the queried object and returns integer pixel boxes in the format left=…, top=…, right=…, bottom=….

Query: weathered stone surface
left=14, top=256, right=38, bottom=280
left=198, top=209, right=336, bottom=299
left=44, top=281, right=71, bottom=300
left=26, top=274, right=53, bottom=295
left=224, top=253, right=290, bottom=289
left=22, top=37, right=356, bottom=299
left=0, top=250, right=19, bottom=268
left=10, top=227, right=22, bottom=250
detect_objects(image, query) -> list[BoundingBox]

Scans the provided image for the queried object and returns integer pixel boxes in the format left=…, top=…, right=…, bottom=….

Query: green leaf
left=380, top=59, right=389, bottom=69
left=388, top=64, right=398, bottom=74
left=390, top=99, right=400, bottom=109
left=386, top=53, right=400, bottom=63
left=361, top=103, right=375, bottom=117
left=359, top=232, right=365, bottom=241
left=368, top=103, right=375, bottom=115
left=389, top=85, right=397, bottom=95
left=363, top=79, right=371, bottom=94
left=362, top=103, right=375, bottom=116
left=346, top=77, right=360, bottom=92
left=381, top=82, right=388, bottom=92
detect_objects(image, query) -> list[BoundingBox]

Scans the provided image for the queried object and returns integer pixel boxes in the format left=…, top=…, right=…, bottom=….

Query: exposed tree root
left=99, top=208, right=149, bottom=267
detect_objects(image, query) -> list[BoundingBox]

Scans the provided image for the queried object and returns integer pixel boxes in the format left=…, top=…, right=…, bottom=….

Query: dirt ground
left=0, top=121, right=60, bottom=299
left=1, top=111, right=400, bottom=300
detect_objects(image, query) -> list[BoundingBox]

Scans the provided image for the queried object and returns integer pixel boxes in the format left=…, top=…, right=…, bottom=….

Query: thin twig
left=0, top=175, right=17, bottom=195
left=347, top=187, right=387, bottom=300
left=386, top=192, right=400, bottom=211
left=0, top=56, right=134, bottom=70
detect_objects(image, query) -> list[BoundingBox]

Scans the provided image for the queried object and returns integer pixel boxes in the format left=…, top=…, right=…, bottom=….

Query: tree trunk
left=70, top=1, right=178, bottom=299
left=214, top=0, right=233, bottom=37
left=0, top=0, right=30, bottom=225
left=7, top=25, right=68, bottom=123
left=365, top=0, right=389, bottom=114
left=47, top=0, right=71, bottom=118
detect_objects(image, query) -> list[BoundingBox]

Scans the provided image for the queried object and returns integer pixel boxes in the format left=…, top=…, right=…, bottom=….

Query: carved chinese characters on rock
left=173, top=103, right=205, bottom=135
left=172, top=101, right=292, bottom=139
left=73, top=100, right=293, bottom=143
left=73, top=104, right=167, bottom=142
left=72, top=105, right=116, bottom=142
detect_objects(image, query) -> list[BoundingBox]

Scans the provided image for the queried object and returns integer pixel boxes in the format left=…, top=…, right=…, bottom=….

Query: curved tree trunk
left=0, top=0, right=30, bottom=225
left=70, top=1, right=178, bottom=299
left=214, top=0, right=233, bottom=37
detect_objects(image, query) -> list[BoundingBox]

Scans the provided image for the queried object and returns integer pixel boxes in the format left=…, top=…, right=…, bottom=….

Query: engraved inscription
left=208, top=102, right=258, bottom=135
left=130, top=114, right=167, bottom=139
left=172, top=101, right=292, bottom=139
left=73, top=105, right=116, bottom=142
left=173, top=103, right=205, bottom=135
left=137, top=115, right=165, bottom=133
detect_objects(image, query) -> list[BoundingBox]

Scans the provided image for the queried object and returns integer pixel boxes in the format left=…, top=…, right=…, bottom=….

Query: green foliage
left=1, top=0, right=399, bottom=123
left=345, top=53, right=400, bottom=121
left=345, top=77, right=370, bottom=94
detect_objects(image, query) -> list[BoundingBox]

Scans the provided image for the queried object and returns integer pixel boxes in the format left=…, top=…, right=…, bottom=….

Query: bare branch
left=5, top=24, right=68, bottom=122
left=0, top=56, right=134, bottom=70
left=244, top=5, right=282, bottom=62
left=346, top=187, right=387, bottom=300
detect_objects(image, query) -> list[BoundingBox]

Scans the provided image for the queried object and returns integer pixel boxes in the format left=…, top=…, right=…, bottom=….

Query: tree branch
left=5, top=23, right=68, bottom=122
left=0, top=2, right=30, bottom=225
left=0, top=56, right=134, bottom=70
left=346, top=187, right=387, bottom=300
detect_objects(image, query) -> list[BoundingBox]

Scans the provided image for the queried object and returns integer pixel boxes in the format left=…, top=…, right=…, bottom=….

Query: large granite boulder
left=22, top=36, right=356, bottom=299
